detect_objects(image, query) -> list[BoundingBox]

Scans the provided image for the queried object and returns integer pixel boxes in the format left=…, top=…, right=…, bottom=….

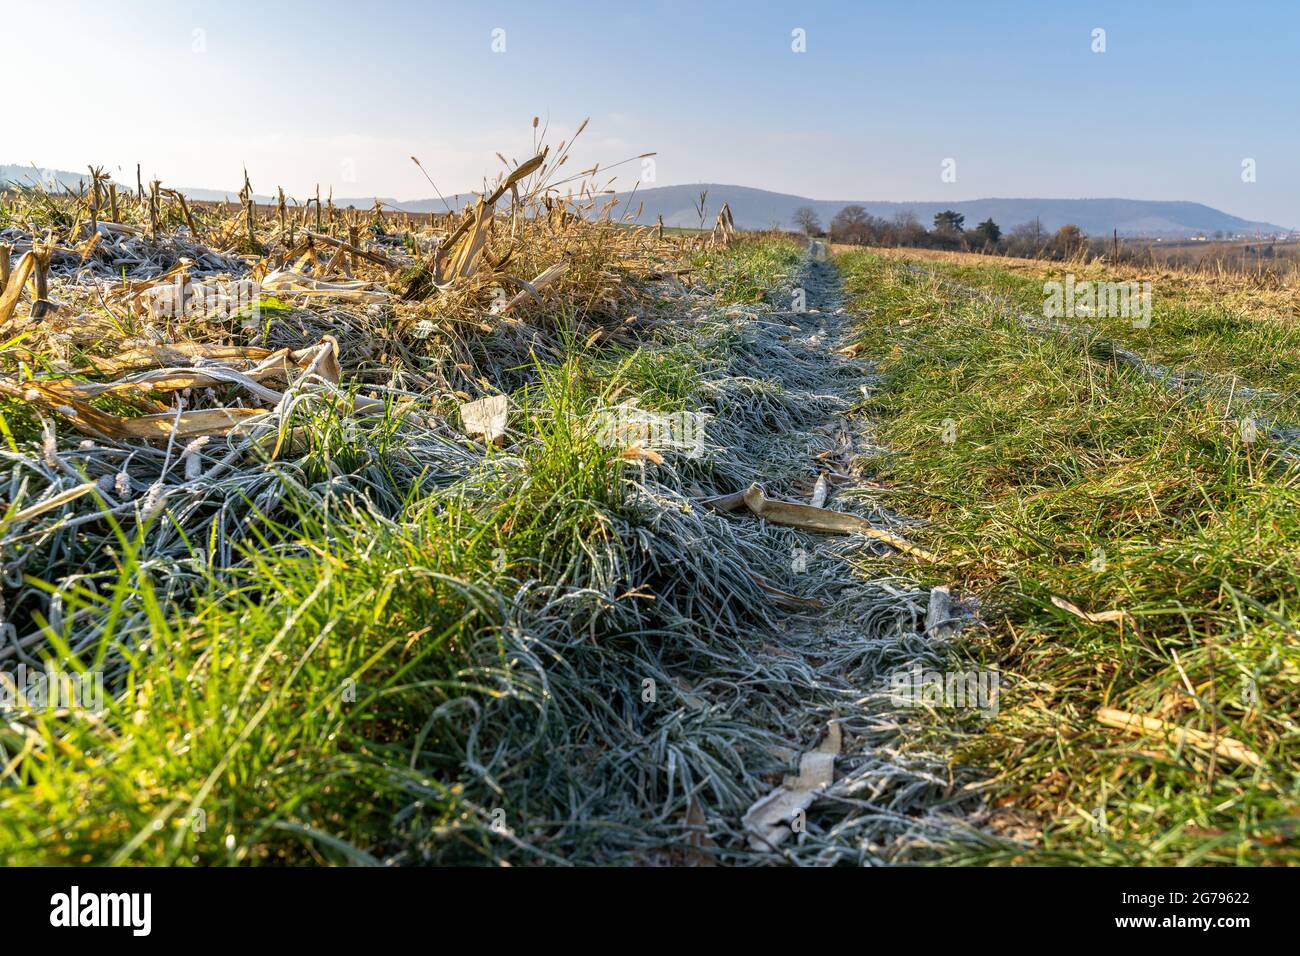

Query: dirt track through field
left=652, top=243, right=989, bottom=863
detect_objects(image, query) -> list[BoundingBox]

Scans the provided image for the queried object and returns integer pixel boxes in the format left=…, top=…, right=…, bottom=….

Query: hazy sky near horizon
left=7, top=0, right=1299, bottom=225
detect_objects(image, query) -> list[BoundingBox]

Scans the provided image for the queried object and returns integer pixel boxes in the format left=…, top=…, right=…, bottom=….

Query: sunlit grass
left=838, top=249, right=1300, bottom=865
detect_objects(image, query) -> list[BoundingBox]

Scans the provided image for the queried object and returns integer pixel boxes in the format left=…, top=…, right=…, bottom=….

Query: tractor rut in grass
left=637, top=244, right=992, bottom=863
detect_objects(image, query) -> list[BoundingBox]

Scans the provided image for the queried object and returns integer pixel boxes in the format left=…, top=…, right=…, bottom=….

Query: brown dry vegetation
left=831, top=243, right=1300, bottom=321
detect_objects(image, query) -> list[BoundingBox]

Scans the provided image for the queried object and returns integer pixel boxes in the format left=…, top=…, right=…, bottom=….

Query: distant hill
left=591, top=185, right=1291, bottom=239
left=0, top=164, right=98, bottom=193
left=0, top=164, right=245, bottom=204
left=335, top=184, right=1291, bottom=239
left=5, top=164, right=1288, bottom=238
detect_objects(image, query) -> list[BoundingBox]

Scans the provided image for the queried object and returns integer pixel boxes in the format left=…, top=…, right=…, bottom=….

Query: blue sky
left=8, top=0, right=1298, bottom=225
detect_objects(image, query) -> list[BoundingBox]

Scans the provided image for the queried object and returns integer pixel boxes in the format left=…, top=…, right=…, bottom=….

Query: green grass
left=837, top=249, right=1300, bottom=865
left=910, top=254, right=1300, bottom=420
left=0, top=351, right=638, bottom=864
left=690, top=234, right=802, bottom=304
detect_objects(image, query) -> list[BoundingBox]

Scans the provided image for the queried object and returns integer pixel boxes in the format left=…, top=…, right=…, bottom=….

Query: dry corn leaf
left=698, top=490, right=747, bottom=513
left=87, top=343, right=275, bottom=377
left=76, top=230, right=103, bottom=261
left=0, top=379, right=263, bottom=443
left=459, top=394, right=508, bottom=443
left=1096, top=707, right=1263, bottom=768
left=809, top=472, right=829, bottom=509
left=0, top=252, right=37, bottom=328
left=620, top=445, right=664, bottom=465
left=38, top=368, right=280, bottom=405
left=440, top=199, right=493, bottom=284
left=296, top=336, right=342, bottom=386
left=742, top=721, right=841, bottom=851
left=502, top=261, right=570, bottom=313
left=1051, top=595, right=1126, bottom=624
left=1, top=481, right=101, bottom=530
left=740, top=483, right=936, bottom=561
left=107, top=406, right=265, bottom=441
left=404, top=149, right=549, bottom=298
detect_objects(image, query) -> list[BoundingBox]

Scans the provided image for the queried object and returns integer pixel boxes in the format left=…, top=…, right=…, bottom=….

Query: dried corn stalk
left=710, top=202, right=736, bottom=248
left=0, top=379, right=263, bottom=442
left=260, top=270, right=387, bottom=304
left=501, top=261, right=569, bottom=314
left=0, top=251, right=37, bottom=328
left=1096, top=707, right=1263, bottom=768
left=0, top=337, right=344, bottom=444
left=403, top=149, right=549, bottom=299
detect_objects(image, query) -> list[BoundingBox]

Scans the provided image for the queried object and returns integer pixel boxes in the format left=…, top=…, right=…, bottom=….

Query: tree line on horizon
left=793, top=204, right=1088, bottom=260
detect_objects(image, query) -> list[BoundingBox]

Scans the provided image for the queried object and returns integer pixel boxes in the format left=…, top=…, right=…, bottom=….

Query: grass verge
left=837, top=248, right=1300, bottom=865
left=858, top=245, right=1300, bottom=420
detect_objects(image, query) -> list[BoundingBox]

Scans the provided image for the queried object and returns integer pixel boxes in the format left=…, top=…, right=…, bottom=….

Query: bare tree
left=830, top=205, right=871, bottom=244
left=892, top=210, right=927, bottom=246
left=1004, top=220, right=1047, bottom=258
left=793, top=206, right=821, bottom=236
